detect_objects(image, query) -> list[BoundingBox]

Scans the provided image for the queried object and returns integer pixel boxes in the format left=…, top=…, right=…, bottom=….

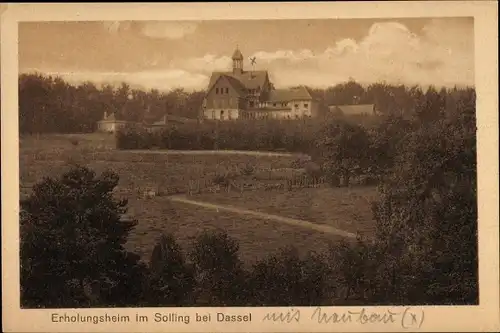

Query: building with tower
left=202, top=47, right=319, bottom=121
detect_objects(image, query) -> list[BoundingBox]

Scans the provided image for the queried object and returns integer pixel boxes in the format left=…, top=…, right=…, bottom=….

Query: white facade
left=204, top=108, right=241, bottom=120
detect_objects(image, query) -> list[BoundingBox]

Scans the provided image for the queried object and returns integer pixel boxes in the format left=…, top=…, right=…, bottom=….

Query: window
left=294, top=104, right=299, bottom=108
left=304, top=103, right=309, bottom=108
left=249, top=101, right=255, bottom=108
left=216, top=88, right=219, bottom=94
left=225, top=88, right=229, bottom=94
left=220, top=110, right=225, bottom=120
left=273, top=103, right=277, bottom=107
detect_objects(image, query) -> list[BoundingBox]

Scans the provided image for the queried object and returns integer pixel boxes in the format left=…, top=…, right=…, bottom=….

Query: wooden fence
left=187, top=175, right=327, bottom=196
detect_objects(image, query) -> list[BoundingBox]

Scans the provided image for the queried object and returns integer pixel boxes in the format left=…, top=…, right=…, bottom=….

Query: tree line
left=21, top=85, right=478, bottom=306
left=19, top=73, right=471, bottom=134
left=19, top=73, right=205, bottom=134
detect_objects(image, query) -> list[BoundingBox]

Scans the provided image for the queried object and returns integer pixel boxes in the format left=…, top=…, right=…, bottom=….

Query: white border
left=2, top=2, right=499, bottom=332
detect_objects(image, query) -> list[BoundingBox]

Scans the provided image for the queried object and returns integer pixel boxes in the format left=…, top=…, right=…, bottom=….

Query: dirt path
left=118, top=149, right=309, bottom=158
left=168, top=195, right=357, bottom=239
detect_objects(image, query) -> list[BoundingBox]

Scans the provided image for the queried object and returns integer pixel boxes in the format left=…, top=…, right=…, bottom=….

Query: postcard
left=1, top=2, right=499, bottom=332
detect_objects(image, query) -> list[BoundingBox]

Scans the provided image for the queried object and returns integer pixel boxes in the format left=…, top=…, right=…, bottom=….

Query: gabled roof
left=223, top=75, right=247, bottom=96
left=329, top=104, right=375, bottom=116
left=268, top=86, right=313, bottom=102
left=208, top=70, right=268, bottom=92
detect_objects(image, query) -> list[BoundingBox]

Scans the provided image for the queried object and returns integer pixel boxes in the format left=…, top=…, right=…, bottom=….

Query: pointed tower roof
left=232, top=47, right=243, bottom=60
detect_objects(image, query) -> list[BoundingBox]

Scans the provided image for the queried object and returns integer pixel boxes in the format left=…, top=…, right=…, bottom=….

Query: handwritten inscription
left=262, top=308, right=300, bottom=323
left=263, top=307, right=424, bottom=329
left=311, top=307, right=424, bottom=329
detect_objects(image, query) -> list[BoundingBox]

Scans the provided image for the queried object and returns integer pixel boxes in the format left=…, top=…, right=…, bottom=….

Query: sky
left=19, top=17, right=474, bottom=92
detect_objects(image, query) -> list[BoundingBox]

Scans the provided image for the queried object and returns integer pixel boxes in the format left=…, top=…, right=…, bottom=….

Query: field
left=19, top=133, right=378, bottom=265
left=193, top=187, right=379, bottom=238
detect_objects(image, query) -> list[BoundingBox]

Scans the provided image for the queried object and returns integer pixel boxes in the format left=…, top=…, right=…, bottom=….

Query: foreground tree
left=248, top=247, right=331, bottom=306
left=144, top=233, right=196, bottom=306
left=189, top=230, right=248, bottom=306
left=367, top=114, right=413, bottom=179
left=20, top=166, right=146, bottom=308
left=371, top=110, right=478, bottom=304
left=315, top=120, right=371, bottom=186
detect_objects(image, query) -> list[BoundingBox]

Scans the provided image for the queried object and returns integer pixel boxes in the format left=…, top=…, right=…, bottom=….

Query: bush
left=240, top=163, right=255, bottom=176
left=304, top=161, right=323, bottom=181
left=248, top=247, right=332, bottom=306
left=115, top=119, right=322, bottom=154
left=144, top=233, right=196, bottom=306
left=69, top=138, right=79, bottom=146
left=189, top=230, right=248, bottom=306
left=370, top=115, right=478, bottom=305
left=212, top=173, right=230, bottom=187
left=20, top=165, right=146, bottom=308
left=315, top=120, right=371, bottom=186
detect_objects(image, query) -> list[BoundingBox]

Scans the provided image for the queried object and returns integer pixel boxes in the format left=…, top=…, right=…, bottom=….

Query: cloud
left=140, top=21, right=198, bottom=39
left=173, top=20, right=473, bottom=89
left=28, top=19, right=474, bottom=91
left=173, top=54, right=232, bottom=73
left=241, top=20, right=473, bottom=88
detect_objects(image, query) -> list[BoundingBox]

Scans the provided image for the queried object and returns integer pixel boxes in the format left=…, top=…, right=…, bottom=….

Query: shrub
left=371, top=115, right=478, bottom=305
left=248, top=247, right=332, bottom=306
left=189, top=230, right=248, bottom=306
left=304, top=161, right=323, bottom=181
left=240, top=163, right=255, bottom=176
left=315, top=120, right=371, bottom=186
left=20, top=165, right=146, bottom=308
left=115, top=119, right=323, bottom=154
left=144, top=233, right=196, bottom=306
left=212, top=174, right=230, bottom=187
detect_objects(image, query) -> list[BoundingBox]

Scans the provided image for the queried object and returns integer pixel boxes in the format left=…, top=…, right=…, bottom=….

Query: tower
left=232, top=46, right=243, bottom=75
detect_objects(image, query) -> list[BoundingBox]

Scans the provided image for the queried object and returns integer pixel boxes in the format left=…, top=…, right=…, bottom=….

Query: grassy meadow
left=20, top=133, right=377, bottom=265
left=193, top=187, right=379, bottom=238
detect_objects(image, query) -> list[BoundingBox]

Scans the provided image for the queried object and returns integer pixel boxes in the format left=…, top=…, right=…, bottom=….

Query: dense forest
left=19, top=73, right=471, bottom=134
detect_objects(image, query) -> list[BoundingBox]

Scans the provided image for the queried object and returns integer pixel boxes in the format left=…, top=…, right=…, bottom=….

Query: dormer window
left=225, top=88, right=229, bottom=94
left=216, top=88, right=219, bottom=94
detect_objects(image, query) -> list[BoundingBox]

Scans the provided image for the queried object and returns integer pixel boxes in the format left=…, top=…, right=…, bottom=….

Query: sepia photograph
left=2, top=2, right=499, bottom=333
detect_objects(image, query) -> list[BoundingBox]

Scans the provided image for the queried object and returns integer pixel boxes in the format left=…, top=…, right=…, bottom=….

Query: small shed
left=97, top=112, right=135, bottom=133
